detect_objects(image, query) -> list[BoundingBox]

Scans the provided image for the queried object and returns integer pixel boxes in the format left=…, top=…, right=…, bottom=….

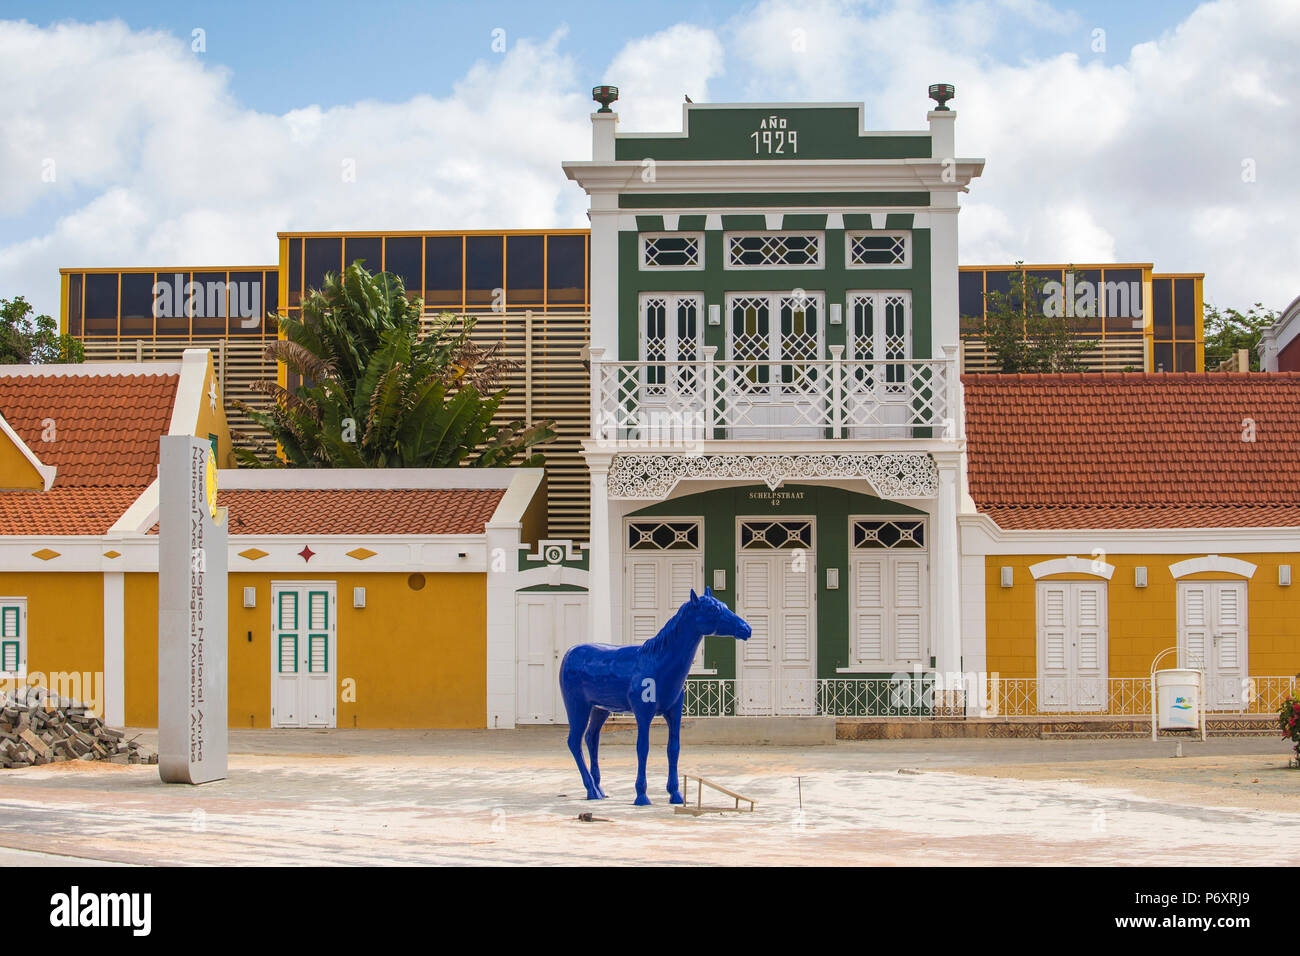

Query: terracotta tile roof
left=964, top=372, right=1300, bottom=530
left=215, top=488, right=505, bottom=535
left=0, top=371, right=180, bottom=535
left=0, top=487, right=145, bottom=535
left=0, top=373, right=179, bottom=486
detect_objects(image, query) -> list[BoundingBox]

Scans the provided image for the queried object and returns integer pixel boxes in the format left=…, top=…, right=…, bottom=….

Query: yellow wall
left=985, top=553, right=1300, bottom=678
left=0, top=431, right=45, bottom=490
left=124, top=570, right=487, bottom=729
left=193, top=354, right=234, bottom=468
left=0, top=572, right=104, bottom=714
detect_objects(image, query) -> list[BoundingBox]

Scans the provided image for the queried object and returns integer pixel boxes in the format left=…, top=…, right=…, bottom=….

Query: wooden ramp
left=674, top=774, right=756, bottom=815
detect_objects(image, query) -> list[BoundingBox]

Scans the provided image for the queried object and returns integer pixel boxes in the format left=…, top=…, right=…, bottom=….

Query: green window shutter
left=278, top=592, right=298, bottom=630
left=308, top=635, right=328, bottom=673
left=308, top=591, right=328, bottom=630
left=278, top=635, right=298, bottom=674
left=0, top=607, right=18, bottom=638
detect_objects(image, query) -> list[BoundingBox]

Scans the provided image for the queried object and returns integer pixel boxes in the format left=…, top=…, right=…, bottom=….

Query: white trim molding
left=1169, top=555, right=1257, bottom=579
left=1029, top=556, right=1115, bottom=580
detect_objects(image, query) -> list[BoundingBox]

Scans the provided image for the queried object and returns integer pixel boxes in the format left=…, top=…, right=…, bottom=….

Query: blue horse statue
left=559, top=587, right=751, bottom=806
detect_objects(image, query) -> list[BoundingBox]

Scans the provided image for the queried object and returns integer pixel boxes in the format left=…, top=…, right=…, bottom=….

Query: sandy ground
left=0, top=729, right=1295, bottom=865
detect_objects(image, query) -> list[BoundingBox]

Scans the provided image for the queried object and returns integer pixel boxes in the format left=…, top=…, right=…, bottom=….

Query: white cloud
left=0, top=20, right=594, bottom=316
left=727, top=0, right=1300, bottom=311
left=602, top=24, right=726, bottom=130
left=3, top=1, right=1299, bottom=321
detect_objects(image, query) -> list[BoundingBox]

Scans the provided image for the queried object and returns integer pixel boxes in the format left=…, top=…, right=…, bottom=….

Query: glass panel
left=627, top=521, right=700, bottom=550
left=1175, top=342, right=1196, bottom=372
left=118, top=273, right=154, bottom=335
left=384, top=236, right=422, bottom=297
left=1066, top=269, right=1104, bottom=333
left=1102, top=268, right=1142, bottom=331
left=288, top=237, right=303, bottom=307
left=303, top=237, right=342, bottom=296
left=958, top=271, right=983, bottom=330
left=344, top=236, right=382, bottom=274
left=547, top=234, right=585, bottom=305
left=191, top=271, right=227, bottom=334
left=154, top=272, right=188, bottom=334
left=423, top=235, right=462, bottom=306
left=67, top=273, right=83, bottom=336
left=506, top=234, right=544, bottom=305
left=1152, top=278, right=1173, bottom=338
left=83, top=274, right=118, bottom=334
left=228, top=270, right=263, bottom=334
left=466, top=235, right=504, bottom=306
left=1174, top=279, right=1196, bottom=338
left=1153, top=341, right=1173, bottom=373
left=983, top=269, right=1012, bottom=300
left=264, top=270, right=279, bottom=328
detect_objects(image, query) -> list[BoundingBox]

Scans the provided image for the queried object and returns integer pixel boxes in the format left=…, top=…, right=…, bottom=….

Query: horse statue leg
left=562, top=690, right=601, bottom=800
left=665, top=695, right=684, bottom=805
left=584, top=707, right=610, bottom=799
left=632, top=700, right=654, bottom=806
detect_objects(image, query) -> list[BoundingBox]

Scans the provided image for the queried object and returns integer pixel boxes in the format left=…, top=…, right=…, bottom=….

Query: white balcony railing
left=589, top=346, right=959, bottom=442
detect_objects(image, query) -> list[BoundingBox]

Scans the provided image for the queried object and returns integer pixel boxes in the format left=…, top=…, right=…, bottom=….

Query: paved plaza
left=0, top=730, right=1295, bottom=866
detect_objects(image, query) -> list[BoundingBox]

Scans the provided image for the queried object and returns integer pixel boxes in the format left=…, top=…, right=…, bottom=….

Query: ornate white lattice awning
left=606, top=452, right=939, bottom=499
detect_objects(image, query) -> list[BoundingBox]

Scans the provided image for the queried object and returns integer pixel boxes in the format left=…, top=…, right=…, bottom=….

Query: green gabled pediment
left=614, top=105, right=931, bottom=162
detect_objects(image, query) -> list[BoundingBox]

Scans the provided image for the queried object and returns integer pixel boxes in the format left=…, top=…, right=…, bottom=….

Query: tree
left=964, top=263, right=1098, bottom=373
left=1203, top=302, right=1277, bottom=371
left=0, top=296, right=84, bottom=364
left=233, top=261, right=557, bottom=468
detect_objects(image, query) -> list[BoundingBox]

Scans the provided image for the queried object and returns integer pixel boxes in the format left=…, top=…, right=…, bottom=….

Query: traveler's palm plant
left=233, top=262, right=556, bottom=468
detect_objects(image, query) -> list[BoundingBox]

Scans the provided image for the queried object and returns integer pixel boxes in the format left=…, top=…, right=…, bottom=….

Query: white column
left=588, top=197, right=620, bottom=356
left=586, top=458, right=613, bottom=642
left=932, top=457, right=963, bottom=679
left=1259, top=329, right=1279, bottom=372
left=929, top=109, right=961, bottom=358
left=102, top=570, right=124, bottom=725
left=484, top=522, right=520, bottom=729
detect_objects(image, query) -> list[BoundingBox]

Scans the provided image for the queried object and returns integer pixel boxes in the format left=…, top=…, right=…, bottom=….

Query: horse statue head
left=682, top=586, right=751, bottom=643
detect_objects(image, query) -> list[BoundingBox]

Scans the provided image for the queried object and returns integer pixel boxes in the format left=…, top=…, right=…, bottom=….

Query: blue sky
left=2, top=0, right=1296, bottom=318
left=23, top=0, right=1201, bottom=113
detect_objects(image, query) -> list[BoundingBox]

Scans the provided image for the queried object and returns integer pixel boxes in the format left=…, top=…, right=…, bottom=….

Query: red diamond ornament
left=298, top=545, right=315, bottom=562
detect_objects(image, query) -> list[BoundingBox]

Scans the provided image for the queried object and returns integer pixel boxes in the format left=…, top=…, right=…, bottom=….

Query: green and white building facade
left=564, top=96, right=985, bottom=715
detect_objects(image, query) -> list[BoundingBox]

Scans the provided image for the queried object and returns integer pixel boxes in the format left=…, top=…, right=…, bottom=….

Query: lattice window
left=848, top=291, right=910, bottom=393
left=641, top=233, right=703, bottom=269
left=740, top=520, right=813, bottom=550
left=640, top=293, right=702, bottom=394
left=627, top=520, right=702, bottom=551
left=727, top=233, right=823, bottom=268
left=852, top=519, right=926, bottom=549
left=847, top=232, right=910, bottom=268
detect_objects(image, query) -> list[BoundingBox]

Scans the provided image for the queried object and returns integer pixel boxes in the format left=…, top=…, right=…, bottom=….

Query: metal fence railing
left=680, top=676, right=1299, bottom=719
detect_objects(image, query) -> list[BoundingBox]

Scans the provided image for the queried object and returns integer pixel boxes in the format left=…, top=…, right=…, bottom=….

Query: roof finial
left=928, top=83, right=955, bottom=110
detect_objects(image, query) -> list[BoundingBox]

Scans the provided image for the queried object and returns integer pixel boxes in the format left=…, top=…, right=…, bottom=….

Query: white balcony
left=590, top=346, right=960, bottom=443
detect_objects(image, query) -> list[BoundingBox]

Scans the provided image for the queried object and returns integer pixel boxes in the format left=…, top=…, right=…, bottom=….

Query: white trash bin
left=1155, top=668, right=1201, bottom=731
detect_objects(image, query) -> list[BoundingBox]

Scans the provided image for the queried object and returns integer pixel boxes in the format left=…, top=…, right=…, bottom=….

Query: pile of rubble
left=0, top=689, right=157, bottom=768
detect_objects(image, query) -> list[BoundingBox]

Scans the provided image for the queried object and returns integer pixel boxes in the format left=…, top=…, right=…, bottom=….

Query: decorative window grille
left=627, top=520, right=702, bottom=551
left=851, top=519, right=926, bottom=549
left=847, top=232, right=910, bottom=268
left=727, top=292, right=823, bottom=393
left=641, top=233, right=703, bottom=269
left=726, top=233, right=823, bottom=268
left=739, top=520, right=813, bottom=550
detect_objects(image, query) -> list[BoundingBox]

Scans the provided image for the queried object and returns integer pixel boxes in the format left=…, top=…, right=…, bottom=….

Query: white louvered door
left=516, top=592, right=589, bottom=723
left=624, top=520, right=705, bottom=670
left=271, top=582, right=337, bottom=728
left=849, top=553, right=928, bottom=670
left=1036, top=580, right=1108, bottom=712
left=736, top=518, right=817, bottom=716
left=1178, top=581, right=1248, bottom=710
